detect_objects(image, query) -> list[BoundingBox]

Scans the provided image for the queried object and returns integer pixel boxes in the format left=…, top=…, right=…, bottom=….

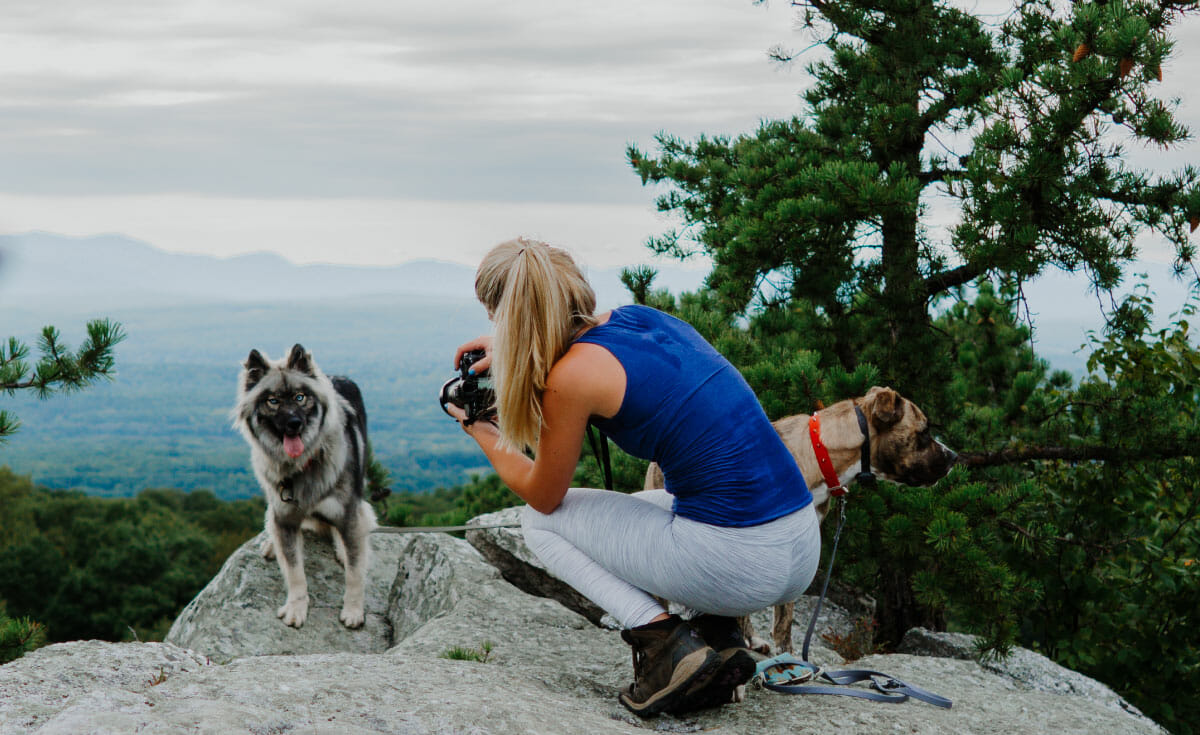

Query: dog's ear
left=286, top=344, right=315, bottom=376
left=243, top=349, right=269, bottom=390
left=865, top=386, right=905, bottom=429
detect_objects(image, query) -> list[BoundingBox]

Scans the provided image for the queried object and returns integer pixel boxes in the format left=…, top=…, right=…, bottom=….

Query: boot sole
left=619, top=648, right=722, bottom=718
left=670, top=647, right=757, bottom=714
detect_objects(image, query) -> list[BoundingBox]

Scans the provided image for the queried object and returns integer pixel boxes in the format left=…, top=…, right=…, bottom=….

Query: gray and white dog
left=232, top=344, right=377, bottom=629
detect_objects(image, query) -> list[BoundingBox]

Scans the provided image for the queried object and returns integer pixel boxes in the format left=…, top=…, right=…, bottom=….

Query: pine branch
left=924, top=262, right=988, bottom=297
left=999, top=519, right=1139, bottom=554
left=0, top=319, right=125, bottom=441
left=960, top=439, right=1200, bottom=467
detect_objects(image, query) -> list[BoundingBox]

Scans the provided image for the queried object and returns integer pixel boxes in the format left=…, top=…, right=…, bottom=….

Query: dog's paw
left=339, top=605, right=365, bottom=629
left=277, top=597, right=308, bottom=628
left=731, top=684, right=747, bottom=703
left=260, top=537, right=276, bottom=560
left=747, top=635, right=772, bottom=656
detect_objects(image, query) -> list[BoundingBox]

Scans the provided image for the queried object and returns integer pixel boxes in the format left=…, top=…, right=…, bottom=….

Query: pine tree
left=629, top=0, right=1200, bottom=647
left=0, top=602, right=45, bottom=664
left=630, top=0, right=1199, bottom=389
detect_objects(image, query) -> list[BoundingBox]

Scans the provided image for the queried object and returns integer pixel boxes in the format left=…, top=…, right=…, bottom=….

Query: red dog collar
left=809, top=413, right=848, bottom=497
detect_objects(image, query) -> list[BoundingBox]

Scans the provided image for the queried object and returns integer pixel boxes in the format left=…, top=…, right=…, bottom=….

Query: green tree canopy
left=630, top=0, right=1199, bottom=388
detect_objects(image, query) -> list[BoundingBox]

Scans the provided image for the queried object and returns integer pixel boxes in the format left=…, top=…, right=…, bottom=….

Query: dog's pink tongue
left=283, top=435, right=305, bottom=458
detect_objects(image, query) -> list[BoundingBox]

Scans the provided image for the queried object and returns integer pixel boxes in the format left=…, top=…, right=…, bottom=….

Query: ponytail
left=475, top=238, right=597, bottom=452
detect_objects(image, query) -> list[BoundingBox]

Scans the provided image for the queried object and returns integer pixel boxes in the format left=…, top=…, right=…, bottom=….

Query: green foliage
left=1001, top=290, right=1200, bottom=731
left=631, top=0, right=1199, bottom=390
left=1, top=319, right=125, bottom=442
left=382, top=474, right=524, bottom=529
left=440, top=640, right=494, bottom=663
left=0, top=468, right=263, bottom=643
left=0, top=601, right=47, bottom=664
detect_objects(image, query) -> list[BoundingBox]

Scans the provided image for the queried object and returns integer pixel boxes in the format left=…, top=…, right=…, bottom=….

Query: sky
left=0, top=1, right=1198, bottom=270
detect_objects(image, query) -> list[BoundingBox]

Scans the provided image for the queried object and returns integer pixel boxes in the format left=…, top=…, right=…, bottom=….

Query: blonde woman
left=448, top=238, right=821, bottom=717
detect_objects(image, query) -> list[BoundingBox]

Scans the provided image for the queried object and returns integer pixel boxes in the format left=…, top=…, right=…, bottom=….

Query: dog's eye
left=266, top=397, right=280, bottom=407
left=294, top=393, right=306, bottom=404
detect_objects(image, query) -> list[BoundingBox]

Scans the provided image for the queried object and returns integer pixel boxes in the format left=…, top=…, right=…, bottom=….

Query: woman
left=448, top=238, right=820, bottom=717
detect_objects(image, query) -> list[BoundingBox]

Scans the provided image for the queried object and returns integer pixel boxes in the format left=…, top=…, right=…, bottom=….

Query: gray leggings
left=522, top=488, right=821, bottom=629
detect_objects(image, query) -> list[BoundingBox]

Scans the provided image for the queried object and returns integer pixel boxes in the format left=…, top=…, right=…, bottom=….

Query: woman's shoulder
left=546, top=340, right=624, bottom=409
left=602, top=303, right=668, bottom=329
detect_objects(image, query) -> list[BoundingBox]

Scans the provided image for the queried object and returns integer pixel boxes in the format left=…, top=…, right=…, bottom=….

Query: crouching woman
left=447, top=237, right=820, bottom=717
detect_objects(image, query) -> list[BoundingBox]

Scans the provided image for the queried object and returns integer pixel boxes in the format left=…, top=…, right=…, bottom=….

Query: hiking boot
left=618, top=615, right=721, bottom=717
left=687, top=614, right=759, bottom=707
left=691, top=613, right=748, bottom=652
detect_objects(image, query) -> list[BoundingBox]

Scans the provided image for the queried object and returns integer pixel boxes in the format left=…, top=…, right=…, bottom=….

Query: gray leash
left=760, top=497, right=953, bottom=708
left=372, top=521, right=521, bottom=534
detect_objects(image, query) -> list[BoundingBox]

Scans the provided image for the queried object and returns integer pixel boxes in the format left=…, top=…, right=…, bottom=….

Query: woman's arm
left=457, top=342, right=624, bottom=513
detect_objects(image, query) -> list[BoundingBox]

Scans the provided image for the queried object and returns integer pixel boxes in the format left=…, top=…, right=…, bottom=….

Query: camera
left=439, top=348, right=497, bottom=425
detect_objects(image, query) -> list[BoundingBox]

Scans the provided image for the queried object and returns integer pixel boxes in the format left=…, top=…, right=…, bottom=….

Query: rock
left=899, top=627, right=1165, bottom=733
left=0, top=518, right=1168, bottom=735
left=898, top=627, right=981, bottom=660
left=464, top=506, right=607, bottom=625
left=0, top=641, right=210, bottom=734
left=2, top=641, right=1168, bottom=735
left=386, top=529, right=504, bottom=642
left=165, top=530, right=409, bottom=663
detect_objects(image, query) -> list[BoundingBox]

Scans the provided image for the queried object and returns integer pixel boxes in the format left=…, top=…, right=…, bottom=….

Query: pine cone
left=1190, top=216, right=1199, bottom=233
left=1119, top=57, right=1134, bottom=78
left=1155, top=65, right=1163, bottom=82
left=1072, top=43, right=1090, bottom=63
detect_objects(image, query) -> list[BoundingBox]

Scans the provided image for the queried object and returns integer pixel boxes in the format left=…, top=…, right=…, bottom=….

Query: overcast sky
left=1, top=1, right=1197, bottom=270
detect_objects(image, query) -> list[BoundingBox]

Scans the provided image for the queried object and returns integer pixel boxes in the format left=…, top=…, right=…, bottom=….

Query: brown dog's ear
left=243, top=349, right=269, bottom=389
left=866, top=386, right=905, bottom=429
left=286, top=344, right=315, bottom=376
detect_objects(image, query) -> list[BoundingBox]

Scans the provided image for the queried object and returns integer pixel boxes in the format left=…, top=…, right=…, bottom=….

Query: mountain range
left=0, top=231, right=708, bottom=313
left=0, top=231, right=1195, bottom=497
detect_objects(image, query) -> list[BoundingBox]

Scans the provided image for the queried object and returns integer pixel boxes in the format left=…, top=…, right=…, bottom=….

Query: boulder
left=0, top=517, right=1168, bottom=735
left=464, top=506, right=607, bottom=625
left=165, top=531, right=409, bottom=663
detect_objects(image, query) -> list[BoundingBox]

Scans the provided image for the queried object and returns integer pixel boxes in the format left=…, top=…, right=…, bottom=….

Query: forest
left=5, top=0, right=1200, bottom=733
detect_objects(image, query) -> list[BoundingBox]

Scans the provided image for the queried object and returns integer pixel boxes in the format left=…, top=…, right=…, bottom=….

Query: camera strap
left=585, top=423, right=614, bottom=490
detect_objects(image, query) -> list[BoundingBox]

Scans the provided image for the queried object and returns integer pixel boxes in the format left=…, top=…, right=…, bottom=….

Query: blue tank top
left=574, top=305, right=811, bottom=526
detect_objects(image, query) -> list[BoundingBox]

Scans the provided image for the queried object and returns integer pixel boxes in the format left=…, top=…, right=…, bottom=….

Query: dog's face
left=860, top=386, right=956, bottom=486
left=236, top=344, right=328, bottom=461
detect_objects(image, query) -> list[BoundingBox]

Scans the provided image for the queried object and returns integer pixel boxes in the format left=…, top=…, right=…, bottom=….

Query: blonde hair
left=476, top=237, right=598, bottom=452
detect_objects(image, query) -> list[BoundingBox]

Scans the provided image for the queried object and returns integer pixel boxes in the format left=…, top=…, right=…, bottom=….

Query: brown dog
left=644, top=386, right=957, bottom=654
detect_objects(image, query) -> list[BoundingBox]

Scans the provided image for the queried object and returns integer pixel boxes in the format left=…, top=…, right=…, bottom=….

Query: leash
left=585, top=423, right=614, bottom=491
left=372, top=521, right=520, bottom=534
left=755, top=406, right=952, bottom=709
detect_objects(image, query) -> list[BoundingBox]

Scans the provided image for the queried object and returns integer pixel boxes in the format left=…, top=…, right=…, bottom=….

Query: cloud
left=0, top=0, right=1196, bottom=269
left=0, top=1, right=808, bottom=203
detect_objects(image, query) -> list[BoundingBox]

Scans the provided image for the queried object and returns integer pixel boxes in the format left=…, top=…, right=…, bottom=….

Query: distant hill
left=0, top=231, right=709, bottom=312
left=0, top=230, right=1195, bottom=497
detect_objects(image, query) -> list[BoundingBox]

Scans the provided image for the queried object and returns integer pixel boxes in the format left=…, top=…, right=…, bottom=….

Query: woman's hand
left=454, top=335, right=493, bottom=374
left=444, top=401, right=498, bottom=437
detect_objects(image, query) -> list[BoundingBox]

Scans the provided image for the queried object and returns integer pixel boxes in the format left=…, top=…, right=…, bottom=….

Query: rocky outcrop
left=165, top=532, right=408, bottom=663
left=0, top=513, right=1167, bottom=735
left=898, top=627, right=1161, bottom=730
left=464, top=506, right=607, bottom=625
